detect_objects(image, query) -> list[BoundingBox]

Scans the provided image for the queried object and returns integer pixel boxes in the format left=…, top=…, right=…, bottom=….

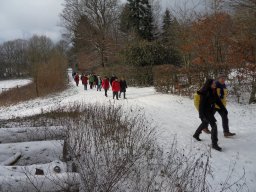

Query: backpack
left=194, top=92, right=200, bottom=111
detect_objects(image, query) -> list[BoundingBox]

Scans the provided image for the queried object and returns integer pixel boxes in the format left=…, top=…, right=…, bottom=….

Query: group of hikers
left=193, top=73, right=236, bottom=151
left=73, top=73, right=127, bottom=99
left=73, top=71, right=235, bottom=152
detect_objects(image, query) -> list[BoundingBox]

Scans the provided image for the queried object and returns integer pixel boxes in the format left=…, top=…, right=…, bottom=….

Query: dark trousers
left=90, top=82, right=93, bottom=89
left=195, top=118, right=218, bottom=145
left=104, top=89, right=108, bottom=97
left=113, top=92, right=119, bottom=99
left=119, top=91, right=126, bottom=99
left=75, top=81, right=79, bottom=86
left=97, top=85, right=101, bottom=91
left=83, top=84, right=87, bottom=90
left=206, top=108, right=230, bottom=133
left=215, top=108, right=229, bottom=133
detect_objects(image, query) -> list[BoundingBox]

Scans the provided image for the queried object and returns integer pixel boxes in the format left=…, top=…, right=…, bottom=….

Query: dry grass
left=0, top=82, right=66, bottom=107
left=0, top=52, right=67, bottom=107
left=0, top=104, right=248, bottom=191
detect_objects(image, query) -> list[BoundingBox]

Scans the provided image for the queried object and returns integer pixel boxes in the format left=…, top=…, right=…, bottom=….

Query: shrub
left=95, top=65, right=153, bottom=86
left=122, top=40, right=182, bottom=67
left=56, top=104, right=246, bottom=192
left=0, top=52, right=68, bottom=107
left=1, top=104, right=247, bottom=192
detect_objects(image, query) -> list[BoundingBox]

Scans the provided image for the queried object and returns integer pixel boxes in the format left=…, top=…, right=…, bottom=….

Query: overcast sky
left=0, top=0, right=203, bottom=44
left=0, top=0, right=65, bottom=43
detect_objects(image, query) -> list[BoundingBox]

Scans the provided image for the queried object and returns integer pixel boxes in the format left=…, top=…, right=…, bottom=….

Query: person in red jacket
left=74, top=73, right=79, bottom=86
left=102, top=76, right=110, bottom=97
left=81, top=74, right=88, bottom=90
left=112, top=78, right=120, bottom=100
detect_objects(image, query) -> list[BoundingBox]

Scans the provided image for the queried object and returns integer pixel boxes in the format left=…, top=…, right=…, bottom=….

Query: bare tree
left=0, top=39, right=29, bottom=78
left=61, top=0, right=121, bottom=68
left=27, top=35, right=54, bottom=96
left=230, top=0, right=256, bottom=103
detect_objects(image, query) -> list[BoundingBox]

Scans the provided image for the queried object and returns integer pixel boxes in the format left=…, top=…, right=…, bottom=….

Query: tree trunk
left=249, top=81, right=256, bottom=104
left=101, top=50, right=105, bottom=67
left=35, top=77, right=39, bottom=97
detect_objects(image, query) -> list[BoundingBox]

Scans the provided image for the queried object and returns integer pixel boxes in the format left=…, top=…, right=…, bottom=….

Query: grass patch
left=0, top=81, right=67, bottom=107
left=0, top=51, right=68, bottom=107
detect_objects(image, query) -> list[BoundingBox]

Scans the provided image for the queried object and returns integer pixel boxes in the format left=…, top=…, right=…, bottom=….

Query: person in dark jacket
left=93, top=74, right=98, bottom=88
left=97, top=75, right=102, bottom=91
left=193, top=79, right=228, bottom=151
left=74, top=73, right=79, bottom=86
left=102, top=76, right=110, bottom=97
left=112, top=78, right=120, bottom=100
left=119, top=77, right=127, bottom=99
left=72, top=72, right=76, bottom=78
left=81, top=74, right=88, bottom=90
left=89, top=74, right=94, bottom=89
left=110, top=75, right=117, bottom=87
left=203, top=73, right=236, bottom=137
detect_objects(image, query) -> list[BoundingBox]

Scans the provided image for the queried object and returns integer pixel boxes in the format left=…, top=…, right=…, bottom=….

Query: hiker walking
left=112, top=78, right=120, bottom=100
left=193, top=79, right=228, bottom=151
left=119, top=77, right=127, bottom=99
left=81, top=74, right=88, bottom=90
left=74, top=73, right=79, bottom=86
left=89, top=74, right=94, bottom=89
left=110, top=75, right=117, bottom=87
left=200, top=73, right=236, bottom=137
left=102, top=76, right=110, bottom=97
left=93, top=74, right=98, bottom=88
left=97, top=75, right=102, bottom=91
left=72, top=71, right=76, bottom=78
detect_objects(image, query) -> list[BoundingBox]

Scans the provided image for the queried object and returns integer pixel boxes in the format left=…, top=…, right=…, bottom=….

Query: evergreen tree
left=159, top=9, right=182, bottom=65
left=120, top=4, right=132, bottom=34
left=161, top=9, right=179, bottom=48
left=162, top=9, right=172, bottom=42
left=125, top=0, right=154, bottom=41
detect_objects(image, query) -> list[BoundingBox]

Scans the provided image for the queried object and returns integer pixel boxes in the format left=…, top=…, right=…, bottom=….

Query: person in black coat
left=93, top=74, right=98, bottom=88
left=119, top=77, right=127, bottom=99
left=193, top=79, right=228, bottom=151
left=110, top=75, right=117, bottom=87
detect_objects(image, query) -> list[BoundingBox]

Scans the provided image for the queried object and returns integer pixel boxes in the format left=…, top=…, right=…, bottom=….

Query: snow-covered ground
left=0, top=72, right=255, bottom=191
left=0, top=79, right=32, bottom=93
left=0, top=140, right=63, bottom=165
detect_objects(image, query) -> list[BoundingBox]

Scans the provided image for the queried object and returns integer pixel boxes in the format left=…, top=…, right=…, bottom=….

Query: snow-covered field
left=0, top=79, right=32, bottom=93
left=0, top=72, right=255, bottom=191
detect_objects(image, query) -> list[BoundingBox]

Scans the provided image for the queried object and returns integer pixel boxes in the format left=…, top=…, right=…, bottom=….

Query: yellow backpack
left=194, top=89, right=227, bottom=111
left=194, top=92, right=200, bottom=111
left=215, top=88, right=228, bottom=109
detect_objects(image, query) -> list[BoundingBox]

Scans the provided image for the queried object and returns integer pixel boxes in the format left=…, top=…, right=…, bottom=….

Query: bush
left=153, top=65, right=178, bottom=93
left=55, top=104, right=246, bottom=192
left=122, top=40, right=182, bottom=67
left=1, top=104, right=247, bottom=192
left=95, top=65, right=153, bottom=86
left=0, top=52, right=68, bottom=106
left=33, top=51, right=68, bottom=97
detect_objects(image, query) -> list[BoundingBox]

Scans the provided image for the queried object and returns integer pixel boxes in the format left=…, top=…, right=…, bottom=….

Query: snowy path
left=0, top=79, right=32, bottom=93
left=0, top=76, right=255, bottom=190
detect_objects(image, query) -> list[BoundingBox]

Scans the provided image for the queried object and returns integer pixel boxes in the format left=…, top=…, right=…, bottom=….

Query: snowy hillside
left=0, top=72, right=255, bottom=191
left=0, top=79, right=32, bottom=93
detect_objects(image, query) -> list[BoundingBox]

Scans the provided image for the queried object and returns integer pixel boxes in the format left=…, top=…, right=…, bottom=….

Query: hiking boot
left=193, top=134, right=201, bottom=141
left=202, top=128, right=211, bottom=134
left=224, top=132, right=236, bottom=137
left=212, top=144, right=222, bottom=151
